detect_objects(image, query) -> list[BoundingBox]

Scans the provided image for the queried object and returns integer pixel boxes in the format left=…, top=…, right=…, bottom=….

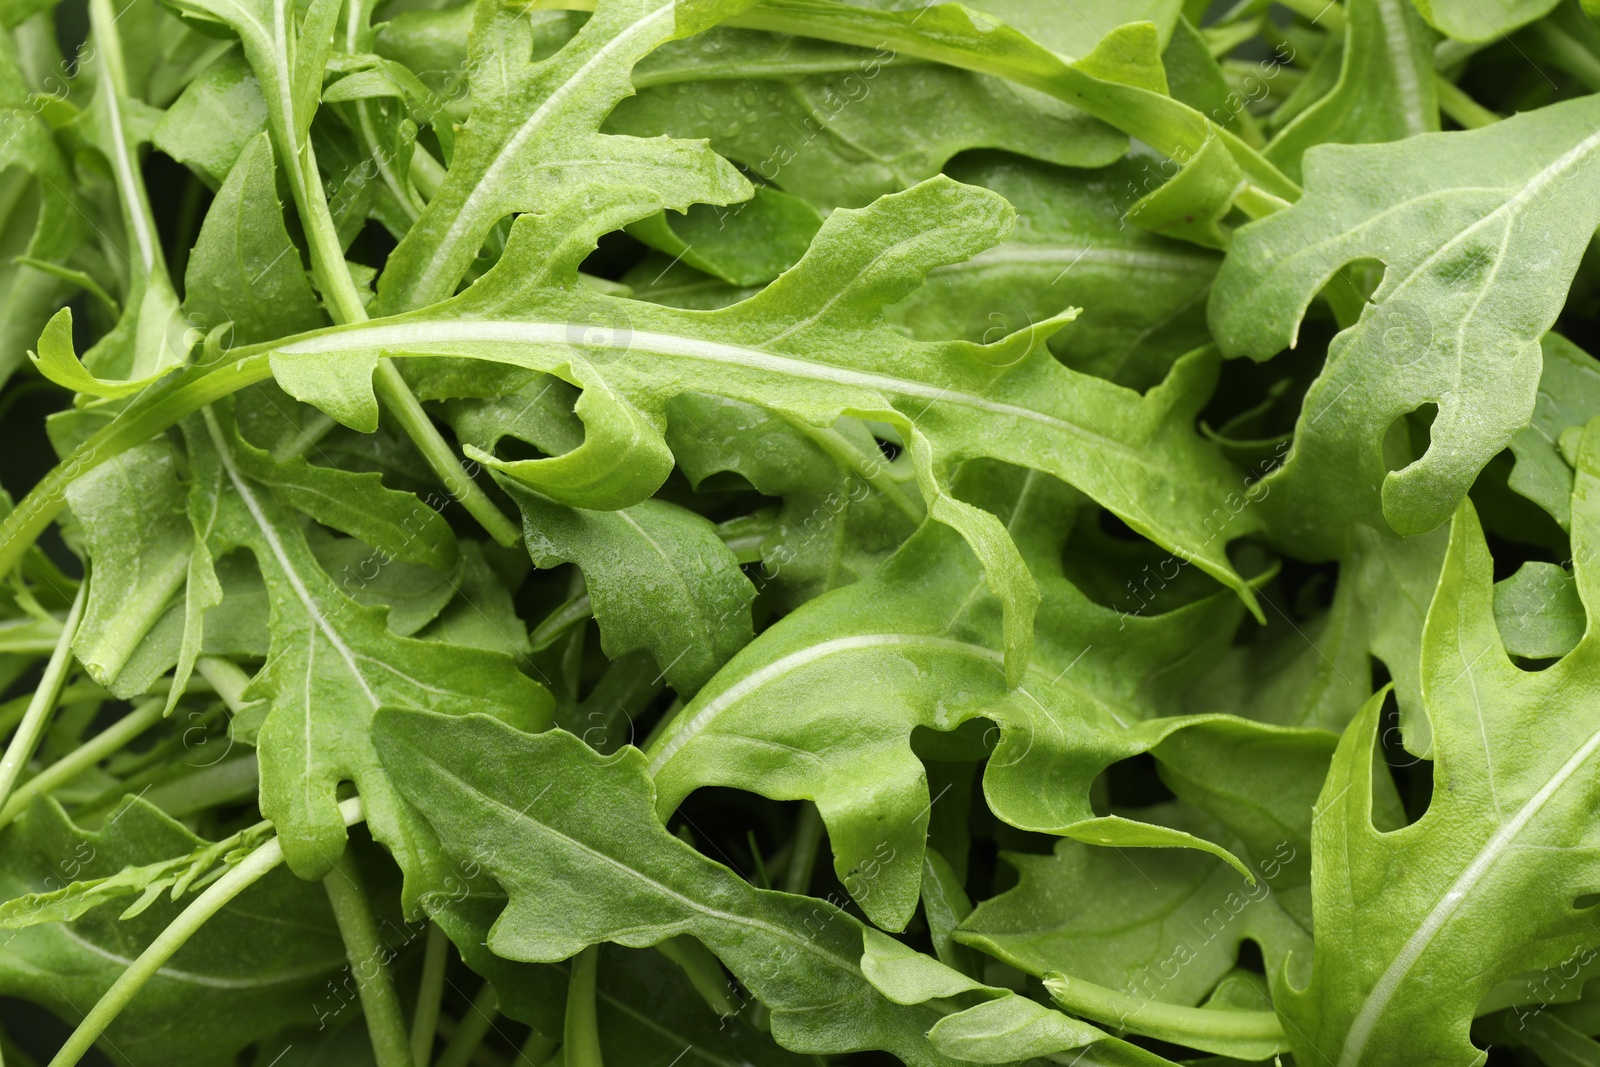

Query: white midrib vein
left=100, top=86, right=155, bottom=274
left=201, top=413, right=379, bottom=793
left=420, top=745, right=859, bottom=975
left=646, top=634, right=970, bottom=773
left=644, top=630, right=1126, bottom=776
left=278, top=320, right=1128, bottom=458
left=929, top=243, right=1217, bottom=277
left=423, top=4, right=676, bottom=294
left=1337, top=721, right=1600, bottom=1066
left=1373, top=125, right=1600, bottom=314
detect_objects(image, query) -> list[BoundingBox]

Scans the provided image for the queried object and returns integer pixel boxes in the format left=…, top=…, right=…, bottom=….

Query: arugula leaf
left=1262, top=0, right=1438, bottom=183
left=1276, top=419, right=1600, bottom=1065
left=1494, top=560, right=1585, bottom=660
left=184, top=132, right=326, bottom=344
left=665, top=392, right=922, bottom=607
left=151, top=49, right=269, bottom=186
left=1414, top=0, right=1562, bottom=40
left=958, top=803, right=1311, bottom=1008
left=645, top=463, right=1255, bottom=930
left=1211, top=95, right=1600, bottom=556
left=889, top=153, right=1220, bottom=390
left=374, top=710, right=967, bottom=1065
left=0, top=797, right=342, bottom=1066
left=65, top=442, right=192, bottom=696
left=0, top=52, right=88, bottom=390
left=6, top=0, right=1600, bottom=1060
left=1186, top=524, right=1448, bottom=738
left=503, top=482, right=755, bottom=694
left=374, top=0, right=755, bottom=313
left=609, top=23, right=1127, bottom=209
left=1508, top=332, right=1600, bottom=530
left=271, top=177, right=1265, bottom=680
left=183, top=409, right=550, bottom=886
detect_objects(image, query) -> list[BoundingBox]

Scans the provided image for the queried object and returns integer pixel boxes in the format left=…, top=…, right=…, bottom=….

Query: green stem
left=435, top=981, right=498, bottom=1067
left=411, top=145, right=447, bottom=199
left=1529, top=20, right=1600, bottom=92
left=783, top=802, right=824, bottom=895
left=87, top=0, right=169, bottom=284
left=1275, top=0, right=1345, bottom=31
left=563, top=946, right=604, bottom=1067
left=654, top=937, right=739, bottom=1018
left=48, top=798, right=366, bottom=1067
left=342, top=0, right=422, bottom=221
left=0, top=682, right=107, bottom=742
left=0, top=697, right=165, bottom=828
left=0, top=582, right=86, bottom=812
left=372, top=362, right=520, bottom=546
left=518, top=1030, right=558, bottom=1066
left=529, top=593, right=593, bottom=652
left=194, top=656, right=260, bottom=715
left=258, top=0, right=517, bottom=545
left=1042, top=971, right=1286, bottom=1051
left=136, top=754, right=260, bottom=819
left=323, top=849, right=414, bottom=1067
left=0, top=354, right=274, bottom=579
left=1434, top=73, right=1500, bottom=129
left=411, top=923, right=450, bottom=1067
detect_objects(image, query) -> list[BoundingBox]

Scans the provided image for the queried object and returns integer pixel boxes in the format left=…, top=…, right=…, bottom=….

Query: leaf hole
left=1371, top=682, right=1433, bottom=831
left=1234, top=937, right=1265, bottom=974
left=1382, top=402, right=1438, bottom=476
left=1090, top=753, right=1176, bottom=816
left=493, top=436, right=554, bottom=462
left=1062, top=506, right=1225, bottom=616
left=1574, top=893, right=1600, bottom=911
left=666, top=790, right=830, bottom=894
left=1469, top=447, right=1569, bottom=576
left=1313, top=256, right=1387, bottom=316
left=1097, top=510, right=1145, bottom=542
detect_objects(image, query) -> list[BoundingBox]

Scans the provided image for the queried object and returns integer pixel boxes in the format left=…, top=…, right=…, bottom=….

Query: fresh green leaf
left=183, top=133, right=326, bottom=345
left=1212, top=95, right=1600, bottom=556
left=374, top=710, right=969, bottom=1065
left=1263, top=0, right=1438, bottom=184
left=1275, top=420, right=1600, bottom=1065
left=182, top=409, right=551, bottom=886
left=645, top=463, right=1255, bottom=930
left=503, top=483, right=756, bottom=694
left=0, top=798, right=342, bottom=1066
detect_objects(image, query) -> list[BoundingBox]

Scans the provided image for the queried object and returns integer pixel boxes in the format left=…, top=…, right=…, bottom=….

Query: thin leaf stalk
left=48, top=797, right=367, bottom=1067
left=247, top=0, right=519, bottom=544
left=342, top=0, right=424, bottom=222
left=410, top=922, right=449, bottom=1067
left=0, top=697, right=166, bottom=829
left=1043, top=971, right=1286, bottom=1050
left=782, top=801, right=824, bottom=895
left=1434, top=74, right=1501, bottom=128
left=86, top=0, right=169, bottom=284
left=563, top=945, right=604, bottom=1067
left=0, top=581, right=87, bottom=813
left=323, top=848, right=415, bottom=1067
left=434, top=980, right=498, bottom=1067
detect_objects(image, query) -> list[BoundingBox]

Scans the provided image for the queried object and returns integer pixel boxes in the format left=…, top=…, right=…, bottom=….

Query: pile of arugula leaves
left=1, top=0, right=1599, bottom=1061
